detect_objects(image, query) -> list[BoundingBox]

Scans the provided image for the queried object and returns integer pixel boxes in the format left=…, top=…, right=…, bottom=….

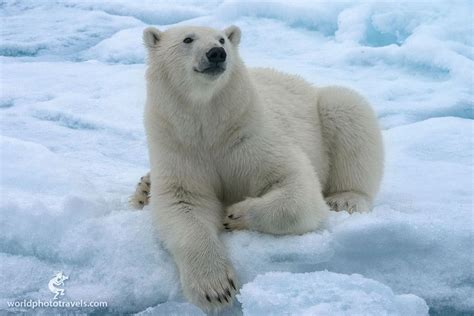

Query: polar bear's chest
left=218, top=171, right=252, bottom=205
left=212, top=144, right=265, bottom=205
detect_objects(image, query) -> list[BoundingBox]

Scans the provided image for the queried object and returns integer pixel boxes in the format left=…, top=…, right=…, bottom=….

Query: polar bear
left=132, top=25, right=383, bottom=311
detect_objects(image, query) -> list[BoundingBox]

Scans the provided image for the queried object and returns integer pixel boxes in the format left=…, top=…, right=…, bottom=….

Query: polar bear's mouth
left=194, top=65, right=226, bottom=76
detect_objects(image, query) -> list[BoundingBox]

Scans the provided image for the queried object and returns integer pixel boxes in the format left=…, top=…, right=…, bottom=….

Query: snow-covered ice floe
left=238, top=271, right=428, bottom=316
left=1, top=0, right=472, bottom=315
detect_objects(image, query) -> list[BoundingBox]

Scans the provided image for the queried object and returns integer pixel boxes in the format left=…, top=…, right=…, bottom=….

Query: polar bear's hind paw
left=129, top=173, right=151, bottom=210
left=325, top=191, right=371, bottom=213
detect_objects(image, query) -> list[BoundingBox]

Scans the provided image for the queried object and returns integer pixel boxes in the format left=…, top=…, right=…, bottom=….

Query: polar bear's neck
left=145, top=66, right=263, bottom=149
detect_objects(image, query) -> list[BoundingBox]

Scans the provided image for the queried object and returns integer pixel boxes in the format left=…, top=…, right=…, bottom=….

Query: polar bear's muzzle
left=194, top=47, right=227, bottom=76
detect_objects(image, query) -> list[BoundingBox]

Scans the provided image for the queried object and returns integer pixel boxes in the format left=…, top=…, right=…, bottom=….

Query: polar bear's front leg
left=152, top=183, right=238, bottom=311
left=224, top=153, right=329, bottom=235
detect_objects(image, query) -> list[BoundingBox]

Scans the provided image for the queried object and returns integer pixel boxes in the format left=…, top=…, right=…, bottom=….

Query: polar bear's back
left=248, top=68, right=329, bottom=182
left=249, top=68, right=318, bottom=110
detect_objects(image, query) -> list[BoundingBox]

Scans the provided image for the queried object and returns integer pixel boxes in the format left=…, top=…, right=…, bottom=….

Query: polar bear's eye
left=183, top=37, right=194, bottom=44
left=219, top=38, right=225, bottom=44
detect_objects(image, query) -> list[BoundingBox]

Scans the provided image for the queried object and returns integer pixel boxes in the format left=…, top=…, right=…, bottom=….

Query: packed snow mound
left=0, top=2, right=141, bottom=57
left=80, top=27, right=145, bottom=64
left=1, top=0, right=473, bottom=315
left=238, top=271, right=428, bottom=316
left=64, top=0, right=213, bottom=25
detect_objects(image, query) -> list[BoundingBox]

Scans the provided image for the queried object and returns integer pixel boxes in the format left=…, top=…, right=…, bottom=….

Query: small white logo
left=48, top=272, right=68, bottom=300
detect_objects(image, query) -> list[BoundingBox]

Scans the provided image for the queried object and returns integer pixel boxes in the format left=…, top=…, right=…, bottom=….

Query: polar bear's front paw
left=325, top=191, right=371, bottom=213
left=129, top=173, right=151, bottom=210
left=181, top=261, right=238, bottom=311
left=223, top=201, right=250, bottom=231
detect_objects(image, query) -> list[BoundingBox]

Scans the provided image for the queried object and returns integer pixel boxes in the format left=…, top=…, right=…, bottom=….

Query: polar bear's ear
left=143, top=27, right=162, bottom=49
left=224, top=25, right=241, bottom=46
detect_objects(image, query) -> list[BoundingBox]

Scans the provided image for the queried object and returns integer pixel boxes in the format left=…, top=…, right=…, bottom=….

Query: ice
left=0, top=1, right=141, bottom=57
left=80, top=27, right=146, bottom=64
left=136, top=302, right=205, bottom=316
left=1, top=0, right=473, bottom=315
left=238, top=271, right=428, bottom=316
left=64, top=0, right=216, bottom=25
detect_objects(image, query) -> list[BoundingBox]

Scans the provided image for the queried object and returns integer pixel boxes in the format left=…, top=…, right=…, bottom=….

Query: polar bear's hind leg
left=317, top=86, right=384, bottom=213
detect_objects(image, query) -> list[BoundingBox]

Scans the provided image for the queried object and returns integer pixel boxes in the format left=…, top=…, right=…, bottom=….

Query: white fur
left=134, top=25, right=384, bottom=312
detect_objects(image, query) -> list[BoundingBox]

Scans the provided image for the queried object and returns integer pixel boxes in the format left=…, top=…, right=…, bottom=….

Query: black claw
left=229, top=279, right=236, bottom=290
left=223, top=223, right=229, bottom=227
left=205, top=294, right=211, bottom=302
left=224, top=295, right=229, bottom=302
left=226, top=288, right=231, bottom=297
left=228, top=214, right=234, bottom=219
left=139, top=201, right=144, bottom=205
left=217, top=296, right=222, bottom=303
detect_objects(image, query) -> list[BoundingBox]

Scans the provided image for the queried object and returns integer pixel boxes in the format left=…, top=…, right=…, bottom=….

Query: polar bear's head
left=143, top=25, right=242, bottom=101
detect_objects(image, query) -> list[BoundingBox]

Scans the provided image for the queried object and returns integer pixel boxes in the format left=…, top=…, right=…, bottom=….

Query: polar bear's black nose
left=206, top=47, right=227, bottom=63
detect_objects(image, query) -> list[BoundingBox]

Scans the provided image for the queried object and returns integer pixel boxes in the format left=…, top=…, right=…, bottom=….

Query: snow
left=238, top=271, right=428, bottom=316
left=1, top=0, right=473, bottom=315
